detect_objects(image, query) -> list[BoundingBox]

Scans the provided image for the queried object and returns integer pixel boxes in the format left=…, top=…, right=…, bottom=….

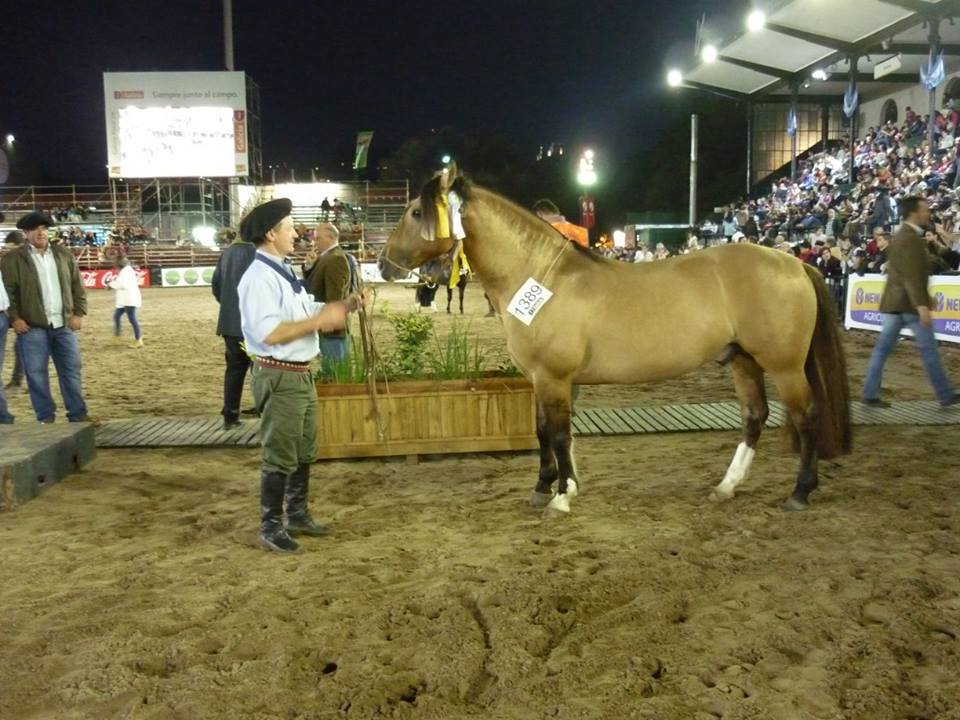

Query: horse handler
left=237, top=199, right=366, bottom=553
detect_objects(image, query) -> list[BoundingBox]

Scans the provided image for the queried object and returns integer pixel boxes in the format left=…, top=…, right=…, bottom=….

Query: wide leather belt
left=255, top=356, right=312, bottom=373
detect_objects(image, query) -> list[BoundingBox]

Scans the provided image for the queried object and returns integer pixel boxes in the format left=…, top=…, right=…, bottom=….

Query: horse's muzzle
left=377, top=250, right=408, bottom=281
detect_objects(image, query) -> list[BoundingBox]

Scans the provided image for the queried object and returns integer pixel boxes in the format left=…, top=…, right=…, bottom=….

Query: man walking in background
left=3, top=230, right=26, bottom=392
left=862, top=196, right=958, bottom=407
left=305, top=223, right=356, bottom=379
left=212, top=224, right=256, bottom=430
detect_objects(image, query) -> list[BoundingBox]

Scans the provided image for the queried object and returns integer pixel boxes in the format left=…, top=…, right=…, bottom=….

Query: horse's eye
left=412, top=209, right=421, bottom=219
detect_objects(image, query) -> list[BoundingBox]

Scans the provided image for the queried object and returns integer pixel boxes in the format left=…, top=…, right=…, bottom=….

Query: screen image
left=104, top=72, right=249, bottom=178
left=117, top=106, right=235, bottom=177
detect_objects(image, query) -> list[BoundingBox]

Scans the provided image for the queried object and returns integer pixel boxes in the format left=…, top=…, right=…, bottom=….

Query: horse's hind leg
left=530, top=399, right=558, bottom=507
left=459, top=279, right=466, bottom=314
left=446, top=287, right=453, bottom=314
left=712, top=354, right=768, bottom=501
left=773, top=370, right=819, bottom=512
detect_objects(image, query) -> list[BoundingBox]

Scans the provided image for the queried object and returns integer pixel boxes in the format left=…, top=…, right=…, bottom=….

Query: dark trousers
left=222, top=335, right=251, bottom=422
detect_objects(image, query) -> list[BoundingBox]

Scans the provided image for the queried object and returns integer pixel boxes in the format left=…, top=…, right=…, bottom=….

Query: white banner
left=359, top=262, right=417, bottom=284
left=845, top=273, right=960, bottom=344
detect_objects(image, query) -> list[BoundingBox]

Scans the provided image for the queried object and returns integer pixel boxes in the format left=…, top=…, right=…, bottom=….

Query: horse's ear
left=439, top=163, right=458, bottom=193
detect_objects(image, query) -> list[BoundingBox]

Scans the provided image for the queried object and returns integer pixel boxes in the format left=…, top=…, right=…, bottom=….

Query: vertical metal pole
left=223, top=0, right=234, bottom=71
left=689, top=113, right=698, bottom=228
left=848, top=56, right=859, bottom=185
left=790, top=83, right=799, bottom=182
left=821, top=103, right=829, bottom=152
left=928, top=17, right=942, bottom=154
left=156, top=179, right=162, bottom=240
left=745, top=102, right=753, bottom=196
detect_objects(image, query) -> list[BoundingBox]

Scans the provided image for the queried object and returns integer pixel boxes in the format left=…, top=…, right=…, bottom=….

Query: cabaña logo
left=113, top=91, right=144, bottom=99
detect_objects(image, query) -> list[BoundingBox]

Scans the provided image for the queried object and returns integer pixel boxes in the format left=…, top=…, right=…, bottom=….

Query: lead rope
left=355, top=279, right=389, bottom=442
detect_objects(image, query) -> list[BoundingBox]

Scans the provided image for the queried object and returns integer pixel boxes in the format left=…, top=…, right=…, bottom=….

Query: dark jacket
left=212, top=240, right=256, bottom=337
left=879, top=224, right=931, bottom=313
left=0, top=243, right=86, bottom=326
left=305, top=245, right=351, bottom=338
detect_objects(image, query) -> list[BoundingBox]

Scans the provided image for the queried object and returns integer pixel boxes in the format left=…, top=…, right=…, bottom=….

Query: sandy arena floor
left=1, top=284, right=959, bottom=720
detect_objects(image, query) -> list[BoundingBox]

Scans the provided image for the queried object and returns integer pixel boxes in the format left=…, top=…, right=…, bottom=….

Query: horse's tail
left=795, top=263, right=852, bottom=459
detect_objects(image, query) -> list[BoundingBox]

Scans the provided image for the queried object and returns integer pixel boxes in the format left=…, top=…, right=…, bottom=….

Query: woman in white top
left=106, top=254, right=143, bottom=348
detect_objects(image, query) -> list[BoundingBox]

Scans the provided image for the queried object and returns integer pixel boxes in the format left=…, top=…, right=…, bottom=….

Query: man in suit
left=0, top=211, right=93, bottom=423
left=862, top=196, right=957, bottom=407
left=212, top=224, right=257, bottom=429
left=305, top=223, right=354, bottom=379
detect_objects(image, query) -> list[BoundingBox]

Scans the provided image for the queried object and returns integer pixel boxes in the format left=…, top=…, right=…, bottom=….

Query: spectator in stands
left=212, top=220, right=257, bottom=430
left=862, top=196, right=957, bottom=407
left=867, top=233, right=889, bottom=273
left=633, top=243, right=654, bottom=262
left=1, top=211, right=93, bottom=423
left=305, top=223, right=356, bottom=379
left=721, top=208, right=737, bottom=240
left=106, top=253, right=143, bottom=348
left=3, top=230, right=26, bottom=392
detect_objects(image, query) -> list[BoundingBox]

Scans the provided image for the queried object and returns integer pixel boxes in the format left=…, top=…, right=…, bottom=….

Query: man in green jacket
left=0, top=211, right=92, bottom=423
left=305, top=223, right=355, bottom=379
left=862, top=196, right=957, bottom=407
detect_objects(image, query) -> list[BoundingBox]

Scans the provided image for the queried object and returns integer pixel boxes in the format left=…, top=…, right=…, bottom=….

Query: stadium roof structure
left=676, top=0, right=960, bottom=101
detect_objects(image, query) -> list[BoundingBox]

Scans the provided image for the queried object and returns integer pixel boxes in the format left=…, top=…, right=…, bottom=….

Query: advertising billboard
left=104, top=72, right=248, bottom=179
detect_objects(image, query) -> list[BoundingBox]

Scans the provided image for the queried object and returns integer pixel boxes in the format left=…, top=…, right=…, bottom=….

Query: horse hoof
left=782, top=496, right=809, bottom=512
left=710, top=486, right=735, bottom=502
left=530, top=490, right=554, bottom=508
left=542, top=503, right=571, bottom=519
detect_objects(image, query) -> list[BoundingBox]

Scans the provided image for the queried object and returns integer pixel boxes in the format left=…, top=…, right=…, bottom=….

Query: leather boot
left=259, top=471, right=300, bottom=553
left=284, top=464, right=329, bottom=537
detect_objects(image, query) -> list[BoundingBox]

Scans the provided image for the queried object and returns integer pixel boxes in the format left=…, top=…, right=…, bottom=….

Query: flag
left=920, top=51, right=945, bottom=90
left=786, top=105, right=798, bottom=136
left=843, top=81, right=859, bottom=119
left=353, top=130, right=374, bottom=170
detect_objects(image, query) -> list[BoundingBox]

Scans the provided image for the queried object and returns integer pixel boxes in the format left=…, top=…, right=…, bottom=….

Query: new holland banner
left=353, top=130, right=374, bottom=170
left=845, top=273, right=960, bottom=344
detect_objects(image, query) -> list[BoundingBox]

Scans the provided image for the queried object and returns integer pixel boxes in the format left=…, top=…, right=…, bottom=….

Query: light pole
left=577, top=150, right=597, bottom=243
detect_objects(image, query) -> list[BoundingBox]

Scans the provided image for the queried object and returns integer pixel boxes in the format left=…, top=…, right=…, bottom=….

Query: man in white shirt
left=238, top=198, right=365, bottom=553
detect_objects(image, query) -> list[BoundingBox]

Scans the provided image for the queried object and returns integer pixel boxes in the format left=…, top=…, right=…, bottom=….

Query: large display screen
left=104, top=72, right=248, bottom=178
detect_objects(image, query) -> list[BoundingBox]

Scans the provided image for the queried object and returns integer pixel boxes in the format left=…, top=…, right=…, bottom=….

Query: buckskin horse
left=379, top=166, right=851, bottom=517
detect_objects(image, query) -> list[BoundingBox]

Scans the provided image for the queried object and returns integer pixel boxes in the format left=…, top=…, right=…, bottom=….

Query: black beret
left=16, top=211, right=56, bottom=231
left=240, top=198, right=293, bottom=243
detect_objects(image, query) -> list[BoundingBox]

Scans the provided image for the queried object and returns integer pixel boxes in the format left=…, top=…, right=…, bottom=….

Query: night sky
left=2, top=0, right=745, bottom=186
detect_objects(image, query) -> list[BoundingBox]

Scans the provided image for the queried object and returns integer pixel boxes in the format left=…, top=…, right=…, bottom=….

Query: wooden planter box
left=314, top=377, right=538, bottom=459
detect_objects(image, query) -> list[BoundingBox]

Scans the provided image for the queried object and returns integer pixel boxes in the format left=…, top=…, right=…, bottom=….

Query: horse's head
left=379, top=164, right=465, bottom=280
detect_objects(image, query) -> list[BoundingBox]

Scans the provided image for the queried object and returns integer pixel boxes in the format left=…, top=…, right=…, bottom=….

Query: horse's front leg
left=537, top=386, right=579, bottom=518
left=530, top=398, right=558, bottom=507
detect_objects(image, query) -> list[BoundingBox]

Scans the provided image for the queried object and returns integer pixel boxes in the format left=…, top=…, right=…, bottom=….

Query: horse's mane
left=418, top=173, right=606, bottom=264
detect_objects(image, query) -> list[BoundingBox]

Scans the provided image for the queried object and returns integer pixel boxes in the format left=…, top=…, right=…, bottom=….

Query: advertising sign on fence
left=845, top=273, right=960, bottom=344
left=80, top=269, right=151, bottom=290
left=161, top=266, right=217, bottom=288
left=359, top=262, right=417, bottom=284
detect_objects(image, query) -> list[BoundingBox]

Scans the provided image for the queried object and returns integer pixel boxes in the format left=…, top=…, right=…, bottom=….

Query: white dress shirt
left=28, top=244, right=64, bottom=328
left=238, top=250, right=324, bottom=361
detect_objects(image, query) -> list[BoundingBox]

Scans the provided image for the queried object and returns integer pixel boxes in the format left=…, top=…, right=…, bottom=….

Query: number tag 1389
left=507, top=277, right=553, bottom=326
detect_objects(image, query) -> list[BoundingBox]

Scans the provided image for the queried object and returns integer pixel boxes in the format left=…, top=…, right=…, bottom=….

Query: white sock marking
left=716, top=442, right=755, bottom=497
